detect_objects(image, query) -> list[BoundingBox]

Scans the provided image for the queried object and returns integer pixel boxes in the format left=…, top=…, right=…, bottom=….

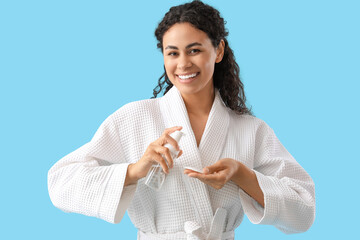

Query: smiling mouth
left=176, top=72, right=199, bottom=83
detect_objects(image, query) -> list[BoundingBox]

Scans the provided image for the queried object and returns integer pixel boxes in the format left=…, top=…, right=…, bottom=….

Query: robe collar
left=159, top=86, right=230, bottom=232
left=160, top=86, right=230, bottom=153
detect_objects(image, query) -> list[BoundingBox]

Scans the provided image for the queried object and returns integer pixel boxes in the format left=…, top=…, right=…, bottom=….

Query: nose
left=177, top=54, right=192, bottom=70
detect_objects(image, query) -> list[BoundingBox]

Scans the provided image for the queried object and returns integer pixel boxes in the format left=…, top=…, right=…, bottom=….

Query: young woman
left=48, top=1, right=315, bottom=239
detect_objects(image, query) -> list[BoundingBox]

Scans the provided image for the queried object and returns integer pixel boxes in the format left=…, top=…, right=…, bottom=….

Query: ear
left=215, top=39, right=225, bottom=63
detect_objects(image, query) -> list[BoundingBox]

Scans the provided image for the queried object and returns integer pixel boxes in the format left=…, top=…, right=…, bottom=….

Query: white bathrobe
left=48, top=86, right=315, bottom=240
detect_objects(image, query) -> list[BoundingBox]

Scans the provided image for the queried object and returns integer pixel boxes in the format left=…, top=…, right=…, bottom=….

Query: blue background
left=1, top=0, right=359, bottom=239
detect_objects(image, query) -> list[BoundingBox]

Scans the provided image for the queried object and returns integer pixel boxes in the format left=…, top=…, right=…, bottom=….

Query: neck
left=181, top=85, right=215, bottom=116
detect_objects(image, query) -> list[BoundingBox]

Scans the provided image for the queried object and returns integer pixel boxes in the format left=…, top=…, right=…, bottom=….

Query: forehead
left=163, top=22, right=212, bottom=48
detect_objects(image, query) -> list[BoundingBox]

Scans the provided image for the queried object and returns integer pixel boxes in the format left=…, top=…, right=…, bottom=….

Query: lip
left=176, top=72, right=200, bottom=84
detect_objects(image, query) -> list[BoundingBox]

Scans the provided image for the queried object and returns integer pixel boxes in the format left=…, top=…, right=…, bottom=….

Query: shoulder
left=99, top=97, right=161, bottom=133
left=109, top=97, right=160, bottom=120
left=227, top=112, right=278, bottom=143
left=227, top=112, right=281, bottom=152
left=228, top=111, right=270, bottom=131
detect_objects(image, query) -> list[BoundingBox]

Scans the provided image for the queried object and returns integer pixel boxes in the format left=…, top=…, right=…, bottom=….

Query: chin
left=175, top=85, right=202, bottom=95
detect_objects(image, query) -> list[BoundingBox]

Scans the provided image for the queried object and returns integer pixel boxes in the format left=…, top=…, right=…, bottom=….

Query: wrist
left=231, top=161, right=265, bottom=207
left=125, top=163, right=140, bottom=186
left=231, top=161, right=254, bottom=187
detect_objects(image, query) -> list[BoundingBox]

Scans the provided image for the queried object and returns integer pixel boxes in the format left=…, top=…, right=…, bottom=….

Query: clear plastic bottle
left=144, top=130, right=183, bottom=191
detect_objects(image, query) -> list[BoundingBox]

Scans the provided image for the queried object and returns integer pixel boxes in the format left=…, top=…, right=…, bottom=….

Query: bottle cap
left=170, top=130, right=184, bottom=142
left=164, top=130, right=184, bottom=155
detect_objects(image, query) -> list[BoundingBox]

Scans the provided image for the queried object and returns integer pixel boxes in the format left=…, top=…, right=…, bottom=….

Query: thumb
left=203, top=161, right=224, bottom=174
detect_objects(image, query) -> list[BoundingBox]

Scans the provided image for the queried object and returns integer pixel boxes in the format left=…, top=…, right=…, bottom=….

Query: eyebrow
left=165, top=42, right=202, bottom=50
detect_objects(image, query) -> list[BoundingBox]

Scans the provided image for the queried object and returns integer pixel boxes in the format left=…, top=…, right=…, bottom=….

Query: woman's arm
left=184, top=158, right=265, bottom=207
left=230, top=161, right=264, bottom=207
left=124, top=163, right=139, bottom=186
left=242, top=121, right=315, bottom=233
left=185, top=121, right=315, bottom=234
left=48, top=114, right=136, bottom=224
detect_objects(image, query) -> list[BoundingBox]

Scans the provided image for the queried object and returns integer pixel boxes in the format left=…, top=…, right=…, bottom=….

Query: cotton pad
left=184, top=166, right=203, bottom=173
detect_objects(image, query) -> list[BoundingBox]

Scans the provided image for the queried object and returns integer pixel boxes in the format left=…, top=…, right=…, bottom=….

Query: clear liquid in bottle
left=144, top=163, right=166, bottom=190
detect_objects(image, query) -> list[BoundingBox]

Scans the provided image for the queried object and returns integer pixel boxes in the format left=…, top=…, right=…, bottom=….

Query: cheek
left=164, top=58, right=175, bottom=74
left=199, top=53, right=216, bottom=72
left=163, top=59, right=177, bottom=83
left=201, top=59, right=215, bottom=76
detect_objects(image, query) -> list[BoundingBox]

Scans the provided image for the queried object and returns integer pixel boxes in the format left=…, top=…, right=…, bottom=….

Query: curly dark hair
left=152, top=0, right=253, bottom=115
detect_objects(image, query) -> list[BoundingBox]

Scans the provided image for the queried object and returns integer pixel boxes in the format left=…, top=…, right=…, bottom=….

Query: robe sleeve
left=47, top=113, right=137, bottom=224
left=238, top=121, right=315, bottom=234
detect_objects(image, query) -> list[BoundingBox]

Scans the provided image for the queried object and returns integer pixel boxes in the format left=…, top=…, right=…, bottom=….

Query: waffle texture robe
left=48, top=86, right=315, bottom=240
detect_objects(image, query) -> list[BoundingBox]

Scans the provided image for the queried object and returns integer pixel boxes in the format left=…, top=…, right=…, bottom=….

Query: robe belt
left=138, top=208, right=234, bottom=240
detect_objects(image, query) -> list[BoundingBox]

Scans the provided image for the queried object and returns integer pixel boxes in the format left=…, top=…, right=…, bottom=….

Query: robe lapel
left=198, top=88, right=230, bottom=168
left=159, top=86, right=230, bottom=233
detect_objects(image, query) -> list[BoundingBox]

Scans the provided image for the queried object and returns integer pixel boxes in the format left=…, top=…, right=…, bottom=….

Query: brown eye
left=168, top=52, right=178, bottom=56
left=189, top=49, right=200, bottom=54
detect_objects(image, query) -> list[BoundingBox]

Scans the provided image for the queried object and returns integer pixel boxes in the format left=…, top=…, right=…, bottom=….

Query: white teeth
left=178, top=73, right=198, bottom=79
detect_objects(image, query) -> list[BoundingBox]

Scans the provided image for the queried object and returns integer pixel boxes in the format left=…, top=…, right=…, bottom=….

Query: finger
left=185, top=171, right=209, bottom=179
left=186, top=174, right=219, bottom=189
left=187, top=172, right=202, bottom=178
left=192, top=172, right=220, bottom=182
left=178, top=150, right=183, bottom=158
left=184, top=169, right=198, bottom=174
left=156, top=126, right=183, bottom=146
left=164, top=135, right=181, bottom=151
left=204, top=161, right=225, bottom=174
left=154, top=145, right=174, bottom=169
left=151, top=150, right=170, bottom=174
left=187, top=173, right=216, bottom=184
left=163, top=126, right=183, bottom=135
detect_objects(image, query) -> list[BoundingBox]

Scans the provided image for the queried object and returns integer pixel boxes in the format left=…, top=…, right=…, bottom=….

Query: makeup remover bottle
left=144, top=130, right=183, bottom=191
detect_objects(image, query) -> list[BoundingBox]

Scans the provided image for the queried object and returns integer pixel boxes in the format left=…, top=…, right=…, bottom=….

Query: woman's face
left=162, top=22, right=224, bottom=97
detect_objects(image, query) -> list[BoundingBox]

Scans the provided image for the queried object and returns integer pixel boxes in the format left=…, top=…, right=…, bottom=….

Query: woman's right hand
left=125, top=126, right=183, bottom=186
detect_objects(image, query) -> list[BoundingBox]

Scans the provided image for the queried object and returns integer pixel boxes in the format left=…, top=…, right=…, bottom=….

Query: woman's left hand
left=184, top=158, right=239, bottom=190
